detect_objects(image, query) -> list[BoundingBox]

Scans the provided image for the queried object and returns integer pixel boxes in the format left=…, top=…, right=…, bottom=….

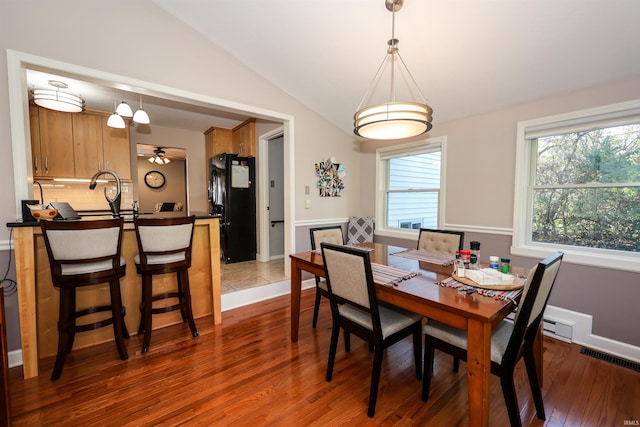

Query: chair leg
left=421, top=340, right=435, bottom=402
left=52, top=288, right=72, bottom=381
left=137, top=278, right=146, bottom=336
left=453, top=357, right=460, bottom=373
left=141, top=274, right=153, bottom=354
left=344, top=330, right=351, bottom=352
left=108, top=279, right=129, bottom=361
left=67, top=289, right=77, bottom=353
left=500, top=373, right=523, bottom=427
left=367, top=346, right=384, bottom=418
left=413, top=326, right=422, bottom=380
left=326, top=322, right=340, bottom=382
left=524, top=350, right=546, bottom=420
left=312, top=288, right=322, bottom=328
left=178, top=270, right=198, bottom=338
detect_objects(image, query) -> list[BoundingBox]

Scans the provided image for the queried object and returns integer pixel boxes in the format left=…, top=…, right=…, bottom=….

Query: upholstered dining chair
left=421, top=252, right=564, bottom=427
left=40, top=218, right=129, bottom=380
left=309, top=225, right=344, bottom=328
left=416, top=228, right=464, bottom=255
left=134, top=215, right=198, bottom=353
left=321, top=242, right=423, bottom=418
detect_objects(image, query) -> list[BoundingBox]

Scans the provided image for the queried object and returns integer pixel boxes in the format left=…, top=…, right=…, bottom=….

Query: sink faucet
left=89, top=170, right=122, bottom=217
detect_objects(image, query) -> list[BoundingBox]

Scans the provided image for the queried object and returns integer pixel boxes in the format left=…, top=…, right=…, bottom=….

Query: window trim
left=375, top=137, right=447, bottom=240
left=512, top=99, right=640, bottom=273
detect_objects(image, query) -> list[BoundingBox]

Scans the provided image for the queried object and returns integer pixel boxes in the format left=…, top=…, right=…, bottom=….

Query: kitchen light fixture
left=107, top=89, right=126, bottom=129
left=31, top=80, right=85, bottom=113
left=133, top=94, right=150, bottom=124
left=115, top=94, right=133, bottom=117
left=148, top=147, right=170, bottom=165
left=353, top=0, right=433, bottom=140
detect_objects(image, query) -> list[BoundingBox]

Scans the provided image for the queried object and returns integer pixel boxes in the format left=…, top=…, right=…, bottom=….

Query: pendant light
left=107, top=90, right=126, bottom=129
left=133, top=94, right=150, bottom=124
left=353, top=0, right=433, bottom=140
left=31, top=80, right=85, bottom=113
left=115, top=93, right=133, bottom=117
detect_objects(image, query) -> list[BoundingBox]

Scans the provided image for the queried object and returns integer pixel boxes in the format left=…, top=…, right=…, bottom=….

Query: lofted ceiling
left=26, top=1, right=640, bottom=138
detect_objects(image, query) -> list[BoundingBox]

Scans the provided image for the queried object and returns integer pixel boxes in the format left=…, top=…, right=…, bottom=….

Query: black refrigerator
left=208, top=154, right=256, bottom=263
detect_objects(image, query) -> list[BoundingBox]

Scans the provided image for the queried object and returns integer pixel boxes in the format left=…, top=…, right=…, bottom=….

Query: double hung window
left=376, top=138, right=445, bottom=236
left=513, top=100, right=640, bottom=271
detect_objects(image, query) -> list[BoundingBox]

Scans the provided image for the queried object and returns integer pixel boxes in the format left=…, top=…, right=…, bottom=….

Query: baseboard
left=544, top=305, right=640, bottom=363
left=8, top=349, right=22, bottom=369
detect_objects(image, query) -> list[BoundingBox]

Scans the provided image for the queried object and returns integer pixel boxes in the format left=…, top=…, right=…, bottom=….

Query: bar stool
left=134, top=215, right=198, bottom=353
left=40, top=218, right=129, bottom=380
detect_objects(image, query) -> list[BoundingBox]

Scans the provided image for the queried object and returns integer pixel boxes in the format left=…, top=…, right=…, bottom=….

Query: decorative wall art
left=315, top=157, right=346, bottom=197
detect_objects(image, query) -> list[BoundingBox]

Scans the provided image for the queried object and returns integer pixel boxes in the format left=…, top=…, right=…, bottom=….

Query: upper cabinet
left=30, top=105, right=75, bottom=178
left=232, top=119, right=256, bottom=157
left=30, top=105, right=132, bottom=180
left=204, top=118, right=256, bottom=159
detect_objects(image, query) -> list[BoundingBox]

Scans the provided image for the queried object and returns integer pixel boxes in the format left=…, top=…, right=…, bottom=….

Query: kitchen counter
left=7, top=211, right=222, bottom=227
left=9, top=215, right=221, bottom=379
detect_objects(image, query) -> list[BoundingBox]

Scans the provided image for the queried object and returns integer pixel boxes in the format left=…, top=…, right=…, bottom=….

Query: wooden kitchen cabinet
left=30, top=106, right=132, bottom=181
left=204, top=126, right=233, bottom=159
left=101, top=115, right=132, bottom=180
left=31, top=105, right=75, bottom=178
left=232, top=118, right=256, bottom=157
left=73, top=112, right=132, bottom=180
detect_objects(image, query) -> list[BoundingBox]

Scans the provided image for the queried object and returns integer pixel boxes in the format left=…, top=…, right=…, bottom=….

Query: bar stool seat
left=40, top=218, right=129, bottom=380
left=134, top=215, right=198, bottom=354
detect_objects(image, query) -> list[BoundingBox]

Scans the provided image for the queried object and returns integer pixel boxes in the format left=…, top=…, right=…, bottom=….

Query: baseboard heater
left=505, top=312, right=574, bottom=343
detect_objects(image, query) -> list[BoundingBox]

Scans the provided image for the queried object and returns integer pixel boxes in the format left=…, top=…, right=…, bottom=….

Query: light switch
left=305, top=199, right=311, bottom=209
left=305, top=185, right=310, bottom=195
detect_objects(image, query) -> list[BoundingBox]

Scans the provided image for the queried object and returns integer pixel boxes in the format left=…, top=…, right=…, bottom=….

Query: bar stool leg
left=108, top=279, right=128, bottom=361
left=67, top=289, right=77, bottom=353
left=179, top=270, right=198, bottom=337
left=141, top=274, right=154, bottom=354
left=52, top=288, right=72, bottom=381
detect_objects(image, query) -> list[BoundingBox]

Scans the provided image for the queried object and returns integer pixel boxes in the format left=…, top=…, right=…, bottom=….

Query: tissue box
left=465, top=268, right=515, bottom=286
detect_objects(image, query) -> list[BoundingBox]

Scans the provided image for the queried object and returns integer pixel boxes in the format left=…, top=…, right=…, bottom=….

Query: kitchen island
left=9, top=213, right=221, bottom=379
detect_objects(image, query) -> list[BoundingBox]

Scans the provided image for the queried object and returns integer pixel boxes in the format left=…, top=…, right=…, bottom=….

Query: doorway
left=267, top=135, right=285, bottom=259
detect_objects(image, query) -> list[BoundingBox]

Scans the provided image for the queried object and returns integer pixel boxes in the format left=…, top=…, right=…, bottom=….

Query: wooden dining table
left=289, top=242, right=523, bottom=427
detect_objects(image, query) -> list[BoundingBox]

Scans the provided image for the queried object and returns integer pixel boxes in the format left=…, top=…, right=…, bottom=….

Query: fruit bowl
left=27, top=204, right=58, bottom=221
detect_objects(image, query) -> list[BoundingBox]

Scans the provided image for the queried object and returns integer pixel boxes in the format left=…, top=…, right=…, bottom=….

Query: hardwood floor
left=9, top=289, right=640, bottom=426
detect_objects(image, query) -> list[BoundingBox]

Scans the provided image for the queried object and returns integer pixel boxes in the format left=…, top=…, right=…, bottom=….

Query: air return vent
left=580, top=347, right=640, bottom=373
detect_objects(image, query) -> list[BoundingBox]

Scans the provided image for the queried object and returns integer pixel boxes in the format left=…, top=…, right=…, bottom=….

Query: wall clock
left=144, top=170, right=166, bottom=189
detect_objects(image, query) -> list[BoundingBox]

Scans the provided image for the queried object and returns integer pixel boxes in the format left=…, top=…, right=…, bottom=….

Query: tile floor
left=220, top=258, right=288, bottom=294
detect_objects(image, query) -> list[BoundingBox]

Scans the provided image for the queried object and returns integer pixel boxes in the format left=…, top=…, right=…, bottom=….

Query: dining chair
left=416, top=228, right=464, bottom=255
left=321, top=242, right=423, bottom=418
left=309, top=225, right=344, bottom=328
left=421, top=251, right=564, bottom=427
left=134, top=215, right=198, bottom=353
left=40, top=218, right=129, bottom=380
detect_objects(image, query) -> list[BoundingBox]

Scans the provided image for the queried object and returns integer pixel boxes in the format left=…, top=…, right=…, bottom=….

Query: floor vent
left=580, top=347, right=640, bottom=373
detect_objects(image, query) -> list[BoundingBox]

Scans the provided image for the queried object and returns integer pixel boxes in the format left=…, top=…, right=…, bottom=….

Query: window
left=376, top=138, right=445, bottom=237
left=513, top=100, right=640, bottom=271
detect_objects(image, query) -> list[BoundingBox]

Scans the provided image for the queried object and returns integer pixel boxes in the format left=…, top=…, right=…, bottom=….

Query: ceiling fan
left=148, top=147, right=171, bottom=165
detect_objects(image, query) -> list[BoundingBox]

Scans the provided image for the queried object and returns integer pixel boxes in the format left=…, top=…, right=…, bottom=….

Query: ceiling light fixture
left=31, top=80, right=85, bottom=113
left=115, top=93, right=133, bottom=117
left=148, top=147, right=170, bottom=165
left=353, top=0, right=433, bottom=140
left=133, top=94, right=150, bottom=124
left=107, top=90, right=126, bottom=129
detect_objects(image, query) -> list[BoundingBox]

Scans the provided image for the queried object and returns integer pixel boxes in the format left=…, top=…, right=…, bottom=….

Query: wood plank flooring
left=9, top=289, right=640, bottom=426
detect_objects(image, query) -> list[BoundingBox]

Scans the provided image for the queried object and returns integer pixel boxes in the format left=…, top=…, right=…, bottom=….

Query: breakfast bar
left=9, top=214, right=221, bottom=379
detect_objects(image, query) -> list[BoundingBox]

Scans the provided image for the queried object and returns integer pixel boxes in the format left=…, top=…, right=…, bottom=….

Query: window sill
left=511, top=242, right=640, bottom=273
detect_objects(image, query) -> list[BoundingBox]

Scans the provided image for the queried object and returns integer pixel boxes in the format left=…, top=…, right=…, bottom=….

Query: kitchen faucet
left=89, top=170, right=122, bottom=217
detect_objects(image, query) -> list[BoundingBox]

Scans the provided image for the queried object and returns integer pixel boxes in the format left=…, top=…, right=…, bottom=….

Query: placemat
left=371, top=263, right=419, bottom=287
left=390, top=249, right=455, bottom=266
left=435, top=276, right=524, bottom=301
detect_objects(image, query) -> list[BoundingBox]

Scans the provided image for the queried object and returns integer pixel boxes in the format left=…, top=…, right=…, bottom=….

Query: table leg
left=290, top=261, right=302, bottom=342
left=467, top=319, right=492, bottom=427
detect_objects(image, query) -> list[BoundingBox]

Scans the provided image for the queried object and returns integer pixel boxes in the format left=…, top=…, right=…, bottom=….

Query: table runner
left=435, top=276, right=524, bottom=301
left=390, top=249, right=455, bottom=266
left=371, top=263, right=419, bottom=286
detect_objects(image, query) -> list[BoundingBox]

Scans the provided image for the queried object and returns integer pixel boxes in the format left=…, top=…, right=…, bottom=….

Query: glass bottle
left=469, top=241, right=481, bottom=269
left=500, top=258, right=511, bottom=274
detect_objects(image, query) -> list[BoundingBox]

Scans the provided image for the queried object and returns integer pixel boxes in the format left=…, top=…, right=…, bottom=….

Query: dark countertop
left=7, top=211, right=221, bottom=228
